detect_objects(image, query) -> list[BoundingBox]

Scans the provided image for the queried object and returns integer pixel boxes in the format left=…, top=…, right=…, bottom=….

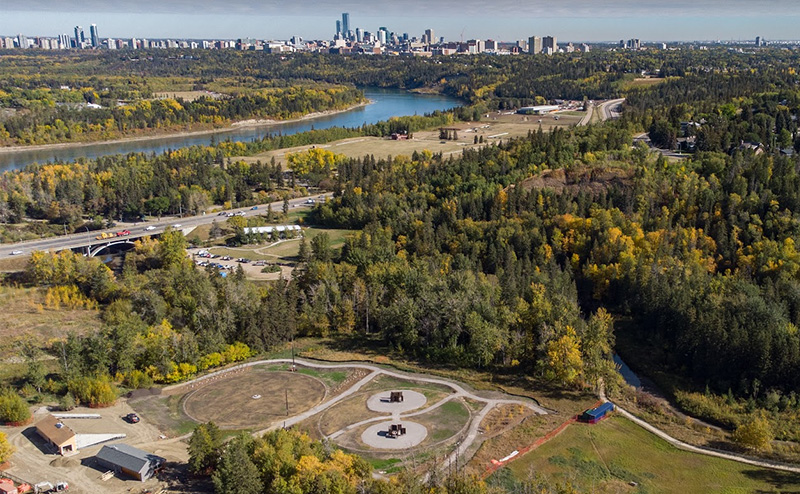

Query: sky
left=1, top=0, right=799, bottom=42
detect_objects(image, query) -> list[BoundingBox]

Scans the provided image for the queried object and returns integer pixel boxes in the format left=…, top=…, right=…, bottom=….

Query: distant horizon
left=2, top=1, right=799, bottom=43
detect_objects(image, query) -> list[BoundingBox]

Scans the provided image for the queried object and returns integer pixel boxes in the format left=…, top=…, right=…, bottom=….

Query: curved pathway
left=164, top=358, right=546, bottom=471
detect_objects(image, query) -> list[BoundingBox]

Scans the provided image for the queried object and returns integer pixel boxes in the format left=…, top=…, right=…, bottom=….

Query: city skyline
left=1, top=1, right=800, bottom=42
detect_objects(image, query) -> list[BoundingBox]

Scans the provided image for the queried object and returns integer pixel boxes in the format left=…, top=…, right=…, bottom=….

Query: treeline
left=0, top=107, right=466, bottom=240
left=189, top=426, right=577, bottom=494
left=0, top=84, right=364, bottom=146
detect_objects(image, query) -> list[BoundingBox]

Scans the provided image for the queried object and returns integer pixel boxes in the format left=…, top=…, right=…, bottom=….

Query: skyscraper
left=425, top=29, right=435, bottom=46
left=356, top=28, right=364, bottom=43
left=74, top=26, right=84, bottom=48
left=528, top=36, right=541, bottom=54
left=341, top=13, right=350, bottom=38
left=336, top=20, right=342, bottom=36
left=543, top=36, right=557, bottom=54
left=90, top=24, right=99, bottom=48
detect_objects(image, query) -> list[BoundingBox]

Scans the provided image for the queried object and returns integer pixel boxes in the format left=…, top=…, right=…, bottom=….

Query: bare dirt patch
left=182, top=368, right=326, bottom=430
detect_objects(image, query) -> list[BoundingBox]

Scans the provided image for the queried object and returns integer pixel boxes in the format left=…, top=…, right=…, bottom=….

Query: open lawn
left=502, top=415, right=800, bottom=494
left=183, top=367, right=327, bottom=429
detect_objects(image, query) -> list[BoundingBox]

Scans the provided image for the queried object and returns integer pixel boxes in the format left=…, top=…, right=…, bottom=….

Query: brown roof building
left=35, top=415, right=78, bottom=455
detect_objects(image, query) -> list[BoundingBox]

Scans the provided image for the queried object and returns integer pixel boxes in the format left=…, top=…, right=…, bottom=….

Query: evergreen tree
left=212, top=433, right=263, bottom=494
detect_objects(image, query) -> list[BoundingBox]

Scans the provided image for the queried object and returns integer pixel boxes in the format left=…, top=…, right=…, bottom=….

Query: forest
left=2, top=47, right=800, bottom=485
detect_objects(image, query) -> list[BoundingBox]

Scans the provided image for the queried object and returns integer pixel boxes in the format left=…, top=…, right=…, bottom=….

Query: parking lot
left=2, top=401, right=189, bottom=494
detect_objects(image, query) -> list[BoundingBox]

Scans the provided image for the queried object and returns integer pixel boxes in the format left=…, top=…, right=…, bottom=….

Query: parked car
left=125, top=413, right=140, bottom=424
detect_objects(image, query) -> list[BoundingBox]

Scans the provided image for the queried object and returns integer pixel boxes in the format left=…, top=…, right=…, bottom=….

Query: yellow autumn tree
left=545, top=325, right=584, bottom=386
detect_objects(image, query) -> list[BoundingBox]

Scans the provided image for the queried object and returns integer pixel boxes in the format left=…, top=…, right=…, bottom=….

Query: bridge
left=0, top=193, right=329, bottom=258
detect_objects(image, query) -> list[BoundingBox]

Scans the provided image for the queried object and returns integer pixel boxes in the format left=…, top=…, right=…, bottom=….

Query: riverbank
left=0, top=100, right=370, bottom=155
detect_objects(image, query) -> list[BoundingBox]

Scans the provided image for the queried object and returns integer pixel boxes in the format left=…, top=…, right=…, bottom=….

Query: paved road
left=599, top=98, right=625, bottom=121
left=634, top=132, right=689, bottom=159
left=576, top=98, right=624, bottom=127
left=165, top=358, right=546, bottom=472
left=0, top=192, right=331, bottom=257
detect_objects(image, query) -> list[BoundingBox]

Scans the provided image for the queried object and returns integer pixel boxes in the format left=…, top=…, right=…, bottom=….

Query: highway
left=577, top=98, right=625, bottom=127
left=0, top=192, right=331, bottom=258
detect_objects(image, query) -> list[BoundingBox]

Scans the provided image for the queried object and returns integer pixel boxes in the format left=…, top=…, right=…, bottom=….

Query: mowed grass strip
left=504, top=415, right=800, bottom=494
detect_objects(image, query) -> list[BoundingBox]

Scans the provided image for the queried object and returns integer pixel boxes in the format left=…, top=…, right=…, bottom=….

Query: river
left=0, top=88, right=460, bottom=172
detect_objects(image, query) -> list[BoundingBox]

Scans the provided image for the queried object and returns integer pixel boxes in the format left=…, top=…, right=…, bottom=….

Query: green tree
left=283, top=197, right=289, bottom=215
left=212, top=433, right=263, bottom=494
left=189, top=422, right=223, bottom=474
left=311, top=232, right=331, bottom=262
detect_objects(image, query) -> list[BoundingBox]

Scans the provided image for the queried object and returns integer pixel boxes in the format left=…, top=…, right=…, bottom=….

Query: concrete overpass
left=0, top=193, right=330, bottom=258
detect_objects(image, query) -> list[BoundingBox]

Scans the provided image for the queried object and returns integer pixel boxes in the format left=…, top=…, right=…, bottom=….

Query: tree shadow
left=742, top=468, right=800, bottom=492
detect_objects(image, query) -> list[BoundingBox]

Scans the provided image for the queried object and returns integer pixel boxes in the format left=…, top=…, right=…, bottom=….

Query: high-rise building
left=755, top=36, right=764, bottom=47
left=74, top=26, right=84, bottom=48
left=356, top=28, right=364, bottom=43
left=341, top=13, right=350, bottom=38
left=528, top=36, right=541, bottom=54
left=90, top=24, right=99, bottom=48
left=565, top=42, right=574, bottom=53
left=424, top=29, right=435, bottom=46
left=543, top=36, right=557, bottom=54
left=336, top=20, right=342, bottom=36
left=580, top=43, right=591, bottom=53
left=58, top=34, right=70, bottom=50
left=17, top=34, right=29, bottom=49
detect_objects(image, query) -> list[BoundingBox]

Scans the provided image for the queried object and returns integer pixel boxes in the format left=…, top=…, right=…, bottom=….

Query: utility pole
left=285, top=389, right=289, bottom=416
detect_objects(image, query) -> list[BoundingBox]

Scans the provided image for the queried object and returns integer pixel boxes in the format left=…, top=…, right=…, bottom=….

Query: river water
left=0, top=88, right=460, bottom=172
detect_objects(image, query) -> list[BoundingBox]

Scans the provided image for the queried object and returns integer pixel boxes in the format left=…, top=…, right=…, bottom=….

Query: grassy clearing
left=317, top=393, right=381, bottom=436
left=503, top=415, right=800, bottom=494
left=257, top=362, right=350, bottom=389
left=129, top=394, right=199, bottom=438
left=416, top=399, right=471, bottom=443
left=363, top=374, right=453, bottom=398
left=0, top=256, right=29, bottom=272
left=184, top=368, right=326, bottom=430
left=0, top=285, right=103, bottom=358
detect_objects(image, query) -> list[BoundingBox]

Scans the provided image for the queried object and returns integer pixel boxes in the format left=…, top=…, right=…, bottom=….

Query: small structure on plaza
left=387, top=424, right=407, bottom=438
left=389, top=391, right=404, bottom=403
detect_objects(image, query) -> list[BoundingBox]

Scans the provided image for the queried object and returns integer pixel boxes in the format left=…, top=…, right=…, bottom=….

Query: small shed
left=580, top=402, right=615, bottom=424
left=95, top=444, right=165, bottom=482
left=35, top=415, right=78, bottom=455
left=0, top=479, right=17, bottom=494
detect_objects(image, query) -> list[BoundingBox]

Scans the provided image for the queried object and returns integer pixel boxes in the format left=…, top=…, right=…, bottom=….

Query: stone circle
left=366, top=390, right=427, bottom=413
left=360, top=420, right=428, bottom=449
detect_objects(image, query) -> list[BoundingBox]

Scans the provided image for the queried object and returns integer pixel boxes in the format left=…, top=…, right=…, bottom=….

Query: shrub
left=124, top=369, right=154, bottom=389
left=733, top=413, right=774, bottom=452
left=67, top=375, right=118, bottom=407
left=59, top=392, right=76, bottom=411
left=0, top=389, right=31, bottom=425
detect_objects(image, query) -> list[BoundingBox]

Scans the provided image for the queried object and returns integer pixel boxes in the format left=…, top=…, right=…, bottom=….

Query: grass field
left=502, top=415, right=800, bottom=493
left=316, top=393, right=382, bottom=436
left=415, top=399, right=471, bottom=443
left=236, top=112, right=582, bottom=168
left=183, top=367, right=327, bottom=429
left=0, top=285, right=102, bottom=358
